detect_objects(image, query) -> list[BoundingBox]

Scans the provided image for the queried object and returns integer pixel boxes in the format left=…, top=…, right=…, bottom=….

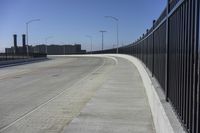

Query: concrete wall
left=0, top=57, right=47, bottom=68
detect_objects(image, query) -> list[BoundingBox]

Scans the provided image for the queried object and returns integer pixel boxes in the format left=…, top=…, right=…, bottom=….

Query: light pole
left=45, top=36, right=53, bottom=54
left=105, top=16, right=119, bottom=53
left=26, top=19, right=40, bottom=55
left=86, top=35, right=93, bottom=54
left=99, top=30, right=107, bottom=51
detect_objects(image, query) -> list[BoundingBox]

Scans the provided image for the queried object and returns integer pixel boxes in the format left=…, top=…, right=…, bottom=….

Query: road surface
left=0, top=56, right=154, bottom=133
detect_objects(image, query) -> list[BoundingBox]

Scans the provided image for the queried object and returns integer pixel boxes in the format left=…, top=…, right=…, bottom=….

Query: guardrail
left=91, top=0, right=199, bottom=132
left=0, top=53, right=47, bottom=61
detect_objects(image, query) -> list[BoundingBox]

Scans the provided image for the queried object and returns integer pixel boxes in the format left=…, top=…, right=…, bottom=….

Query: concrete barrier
left=0, top=57, right=47, bottom=68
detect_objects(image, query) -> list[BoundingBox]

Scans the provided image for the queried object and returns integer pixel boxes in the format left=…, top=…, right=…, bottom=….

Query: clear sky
left=0, top=0, right=166, bottom=52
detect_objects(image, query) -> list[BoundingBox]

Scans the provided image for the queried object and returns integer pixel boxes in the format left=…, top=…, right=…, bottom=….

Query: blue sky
left=0, top=0, right=166, bottom=52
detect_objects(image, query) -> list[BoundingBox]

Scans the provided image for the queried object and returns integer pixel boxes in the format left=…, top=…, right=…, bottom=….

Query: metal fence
left=91, top=0, right=200, bottom=132
left=0, top=53, right=47, bottom=61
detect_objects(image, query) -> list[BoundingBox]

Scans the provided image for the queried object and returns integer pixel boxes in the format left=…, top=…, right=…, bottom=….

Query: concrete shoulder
left=62, top=56, right=155, bottom=133
left=107, top=54, right=185, bottom=133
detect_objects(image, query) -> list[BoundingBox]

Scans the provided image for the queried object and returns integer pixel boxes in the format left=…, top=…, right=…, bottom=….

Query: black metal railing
left=91, top=0, right=199, bottom=132
left=0, top=53, right=47, bottom=61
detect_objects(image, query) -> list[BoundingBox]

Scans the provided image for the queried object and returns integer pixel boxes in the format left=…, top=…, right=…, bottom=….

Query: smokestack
left=22, top=34, right=26, bottom=53
left=13, top=34, right=18, bottom=54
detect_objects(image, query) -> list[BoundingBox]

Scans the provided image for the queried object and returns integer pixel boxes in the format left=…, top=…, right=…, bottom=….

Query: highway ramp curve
left=0, top=54, right=177, bottom=133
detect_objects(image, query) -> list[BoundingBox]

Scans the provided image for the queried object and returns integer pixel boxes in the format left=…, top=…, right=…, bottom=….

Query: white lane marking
left=0, top=59, right=106, bottom=132
left=104, top=56, right=118, bottom=65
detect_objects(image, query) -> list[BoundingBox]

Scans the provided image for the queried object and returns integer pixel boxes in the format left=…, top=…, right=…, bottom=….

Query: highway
left=0, top=56, right=154, bottom=133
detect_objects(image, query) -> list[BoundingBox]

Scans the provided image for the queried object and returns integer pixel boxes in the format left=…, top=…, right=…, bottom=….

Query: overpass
left=0, top=0, right=199, bottom=133
left=0, top=54, right=183, bottom=133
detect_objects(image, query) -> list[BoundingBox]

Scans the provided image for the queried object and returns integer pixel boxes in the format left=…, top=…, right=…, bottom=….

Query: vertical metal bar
left=178, top=6, right=182, bottom=117
left=175, top=10, right=178, bottom=111
left=165, top=0, right=169, bottom=101
left=186, top=0, right=191, bottom=129
left=169, top=14, right=174, bottom=106
left=197, top=0, right=200, bottom=132
left=179, top=6, right=182, bottom=119
left=152, top=20, right=156, bottom=77
left=175, top=11, right=178, bottom=109
left=189, top=0, right=195, bottom=131
left=183, top=0, right=188, bottom=125
left=147, top=37, right=148, bottom=67
left=192, top=0, right=199, bottom=132
left=182, top=2, right=186, bottom=123
left=180, top=5, right=184, bottom=121
left=181, top=3, right=184, bottom=122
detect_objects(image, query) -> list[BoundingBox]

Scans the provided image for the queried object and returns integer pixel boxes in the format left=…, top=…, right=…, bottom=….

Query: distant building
left=33, top=45, right=46, bottom=53
left=32, top=44, right=85, bottom=55
left=5, top=46, right=26, bottom=54
left=5, top=47, right=14, bottom=54
left=5, top=34, right=86, bottom=54
left=46, top=45, right=63, bottom=55
left=5, top=35, right=86, bottom=55
left=5, top=44, right=86, bottom=55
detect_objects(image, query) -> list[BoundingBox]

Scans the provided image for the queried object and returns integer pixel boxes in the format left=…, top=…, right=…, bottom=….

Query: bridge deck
left=0, top=56, right=154, bottom=133
left=62, top=57, right=155, bottom=133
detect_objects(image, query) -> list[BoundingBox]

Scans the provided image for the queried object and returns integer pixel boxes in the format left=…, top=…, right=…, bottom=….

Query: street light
left=86, top=35, right=93, bottom=54
left=45, top=36, right=53, bottom=54
left=99, top=30, right=107, bottom=51
left=105, top=16, right=119, bottom=53
left=26, top=19, right=40, bottom=55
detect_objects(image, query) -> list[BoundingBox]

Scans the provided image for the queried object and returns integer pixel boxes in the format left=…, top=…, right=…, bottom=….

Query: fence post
left=198, top=12, right=200, bottom=133
left=196, top=0, right=200, bottom=132
left=165, top=0, right=170, bottom=102
left=146, top=29, right=149, bottom=68
left=152, top=20, right=156, bottom=77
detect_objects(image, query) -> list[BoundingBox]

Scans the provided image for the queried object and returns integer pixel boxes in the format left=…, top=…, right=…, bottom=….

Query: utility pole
left=26, top=19, right=40, bottom=55
left=99, top=30, right=107, bottom=51
left=105, top=16, right=119, bottom=53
